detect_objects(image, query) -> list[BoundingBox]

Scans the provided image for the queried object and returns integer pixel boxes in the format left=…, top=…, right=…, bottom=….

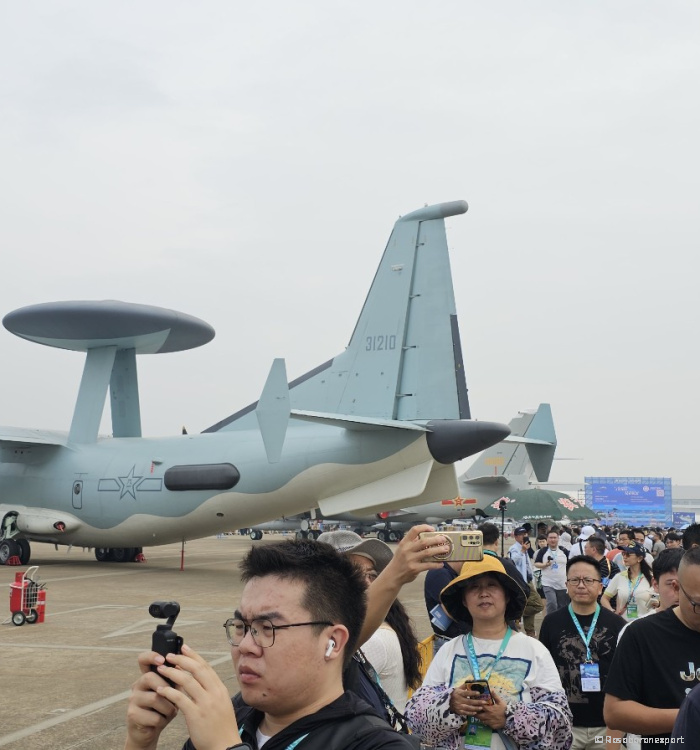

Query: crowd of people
left=122, top=520, right=700, bottom=750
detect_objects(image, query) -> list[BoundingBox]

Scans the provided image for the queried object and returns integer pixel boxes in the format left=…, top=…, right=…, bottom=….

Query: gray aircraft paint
left=0, top=200, right=510, bottom=561
left=251, top=403, right=557, bottom=536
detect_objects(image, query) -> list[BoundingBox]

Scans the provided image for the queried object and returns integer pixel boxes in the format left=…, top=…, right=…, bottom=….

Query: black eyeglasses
left=566, top=577, right=602, bottom=587
left=223, top=617, right=333, bottom=648
left=678, top=582, right=700, bottom=614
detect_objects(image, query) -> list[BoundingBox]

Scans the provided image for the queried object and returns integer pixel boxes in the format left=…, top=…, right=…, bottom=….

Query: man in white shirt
left=507, top=526, right=544, bottom=636
left=534, top=528, right=570, bottom=613
left=569, top=525, right=597, bottom=558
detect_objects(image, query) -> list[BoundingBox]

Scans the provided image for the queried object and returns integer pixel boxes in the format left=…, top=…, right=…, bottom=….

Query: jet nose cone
left=425, top=420, right=511, bottom=465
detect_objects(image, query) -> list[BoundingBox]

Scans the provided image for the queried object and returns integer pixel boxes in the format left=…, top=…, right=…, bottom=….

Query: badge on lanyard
left=463, top=720, right=493, bottom=749
left=627, top=573, right=643, bottom=619
left=580, top=662, right=601, bottom=692
left=430, top=603, right=452, bottom=631
left=460, top=628, right=512, bottom=750
left=569, top=604, right=602, bottom=692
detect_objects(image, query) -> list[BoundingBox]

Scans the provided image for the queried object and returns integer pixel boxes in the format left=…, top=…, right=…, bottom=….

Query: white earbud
left=325, top=639, right=336, bottom=658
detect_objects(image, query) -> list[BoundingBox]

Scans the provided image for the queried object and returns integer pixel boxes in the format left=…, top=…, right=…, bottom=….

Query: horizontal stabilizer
left=463, top=475, right=512, bottom=485
left=290, top=410, right=427, bottom=432
left=504, top=436, right=553, bottom=446
left=0, top=427, right=68, bottom=448
left=318, top=460, right=434, bottom=516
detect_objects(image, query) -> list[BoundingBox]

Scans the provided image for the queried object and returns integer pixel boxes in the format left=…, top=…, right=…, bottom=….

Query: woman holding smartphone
left=405, top=556, right=572, bottom=750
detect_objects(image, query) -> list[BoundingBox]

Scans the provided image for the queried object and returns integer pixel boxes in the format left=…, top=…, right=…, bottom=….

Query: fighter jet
left=0, top=200, right=510, bottom=564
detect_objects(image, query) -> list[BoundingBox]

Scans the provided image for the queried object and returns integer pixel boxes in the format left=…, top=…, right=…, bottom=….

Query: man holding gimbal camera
left=124, top=527, right=449, bottom=750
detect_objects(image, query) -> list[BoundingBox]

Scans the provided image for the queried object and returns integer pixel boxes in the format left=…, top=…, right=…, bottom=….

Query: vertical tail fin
left=206, top=200, right=470, bottom=432
left=463, top=404, right=557, bottom=483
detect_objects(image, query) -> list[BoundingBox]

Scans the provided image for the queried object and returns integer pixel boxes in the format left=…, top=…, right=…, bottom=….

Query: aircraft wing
left=319, top=460, right=458, bottom=517
left=0, top=427, right=68, bottom=448
left=462, top=475, right=512, bottom=485
left=290, top=410, right=427, bottom=432
left=502, top=436, right=553, bottom=446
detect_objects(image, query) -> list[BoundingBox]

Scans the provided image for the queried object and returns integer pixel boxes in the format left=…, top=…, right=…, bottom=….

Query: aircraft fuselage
left=0, top=423, right=429, bottom=548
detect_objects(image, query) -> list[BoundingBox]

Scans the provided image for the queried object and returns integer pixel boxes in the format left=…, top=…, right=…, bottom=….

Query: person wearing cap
left=506, top=526, right=544, bottom=637
left=600, top=542, right=654, bottom=621
left=405, top=556, right=572, bottom=750
left=317, top=529, right=420, bottom=714
left=569, top=526, right=597, bottom=559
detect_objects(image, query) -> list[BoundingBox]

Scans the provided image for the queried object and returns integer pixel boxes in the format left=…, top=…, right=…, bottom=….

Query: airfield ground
left=0, top=533, right=534, bottom=750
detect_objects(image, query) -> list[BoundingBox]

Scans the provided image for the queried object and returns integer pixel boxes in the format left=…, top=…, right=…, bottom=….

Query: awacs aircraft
left=0, top=200, right=511, bottom=565
left=249, top=403, right=556, bottom=541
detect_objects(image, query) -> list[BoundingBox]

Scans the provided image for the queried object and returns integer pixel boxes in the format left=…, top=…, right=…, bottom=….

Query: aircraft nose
left=425, top=420, right=511, bottom=464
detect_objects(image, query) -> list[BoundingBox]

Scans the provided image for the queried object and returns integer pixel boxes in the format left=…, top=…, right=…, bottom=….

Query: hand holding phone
left=418, top=531, right=484, bottom=562
left=464, top=680, right=494, bottom=705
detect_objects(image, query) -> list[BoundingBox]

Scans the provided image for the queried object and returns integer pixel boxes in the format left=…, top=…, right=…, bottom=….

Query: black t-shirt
left=604, top=608, right=700, bottom=741
left=539, top=605, right=626, bottom=727
left=672, top=681, right=700, bottom=742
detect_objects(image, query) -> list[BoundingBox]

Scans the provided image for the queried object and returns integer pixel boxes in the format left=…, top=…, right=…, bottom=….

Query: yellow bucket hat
left=439, top=555, right=527, bottom=625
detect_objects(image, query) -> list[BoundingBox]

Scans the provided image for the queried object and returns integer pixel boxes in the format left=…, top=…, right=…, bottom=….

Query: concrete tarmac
left=0, top=534, right=441, bottom=750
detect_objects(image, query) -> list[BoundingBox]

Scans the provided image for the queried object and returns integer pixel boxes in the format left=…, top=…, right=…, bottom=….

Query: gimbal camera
left=149, top=601, right=183, bottom=681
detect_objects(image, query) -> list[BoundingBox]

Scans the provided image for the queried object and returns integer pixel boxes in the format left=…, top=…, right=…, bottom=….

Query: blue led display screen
left=673, top=512, right=695, bottom=528
left=585, top=477, right=672, bottom=526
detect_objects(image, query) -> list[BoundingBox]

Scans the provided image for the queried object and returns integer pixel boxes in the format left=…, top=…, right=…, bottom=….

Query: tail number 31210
left=366, top=335, right=396, bottom=351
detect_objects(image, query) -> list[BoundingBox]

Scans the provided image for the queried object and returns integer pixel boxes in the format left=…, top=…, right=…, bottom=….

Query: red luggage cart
left=9, top=566, right=46, bottom=626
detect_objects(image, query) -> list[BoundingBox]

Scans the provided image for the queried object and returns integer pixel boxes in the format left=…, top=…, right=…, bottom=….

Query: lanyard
left=627, top=572, right=643, bottom=602
left=568, top=604, right=600, bottom=662
left=465, top=627, right=512, bottom=680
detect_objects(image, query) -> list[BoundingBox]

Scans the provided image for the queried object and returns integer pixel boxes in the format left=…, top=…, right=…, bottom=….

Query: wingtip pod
left=398, top=200, right=468, bottom=223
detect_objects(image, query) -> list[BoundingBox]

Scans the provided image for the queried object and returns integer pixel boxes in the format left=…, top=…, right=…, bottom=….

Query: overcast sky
left=0, top=2, right=697, bottom=488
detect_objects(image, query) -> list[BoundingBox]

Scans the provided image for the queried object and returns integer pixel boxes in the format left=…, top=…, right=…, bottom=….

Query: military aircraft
left=0, top=200, right=511, bottom=564
left=248, top=403, right=556, bottom=540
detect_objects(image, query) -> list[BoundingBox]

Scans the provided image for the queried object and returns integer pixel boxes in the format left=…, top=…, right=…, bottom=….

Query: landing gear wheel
left=12, top=611, right=26, bottom=626
left=388, top=531, right=399, bottom=543
left=250, top=530, right=263, bottom=541
left=17, top=539, right=31, bottom=565
left=376, top=530, right=387, bottom=543
left=295, top=531, right=308, bottom=540
left=309, top=530, right=320, bottom=540
left=0, top=540, right=20, bottom=565
left=110, top=547, right=137, bottom=562
left=95, top=548, right=111, bottom=562
left=26, top=609, right=38, bottom=624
